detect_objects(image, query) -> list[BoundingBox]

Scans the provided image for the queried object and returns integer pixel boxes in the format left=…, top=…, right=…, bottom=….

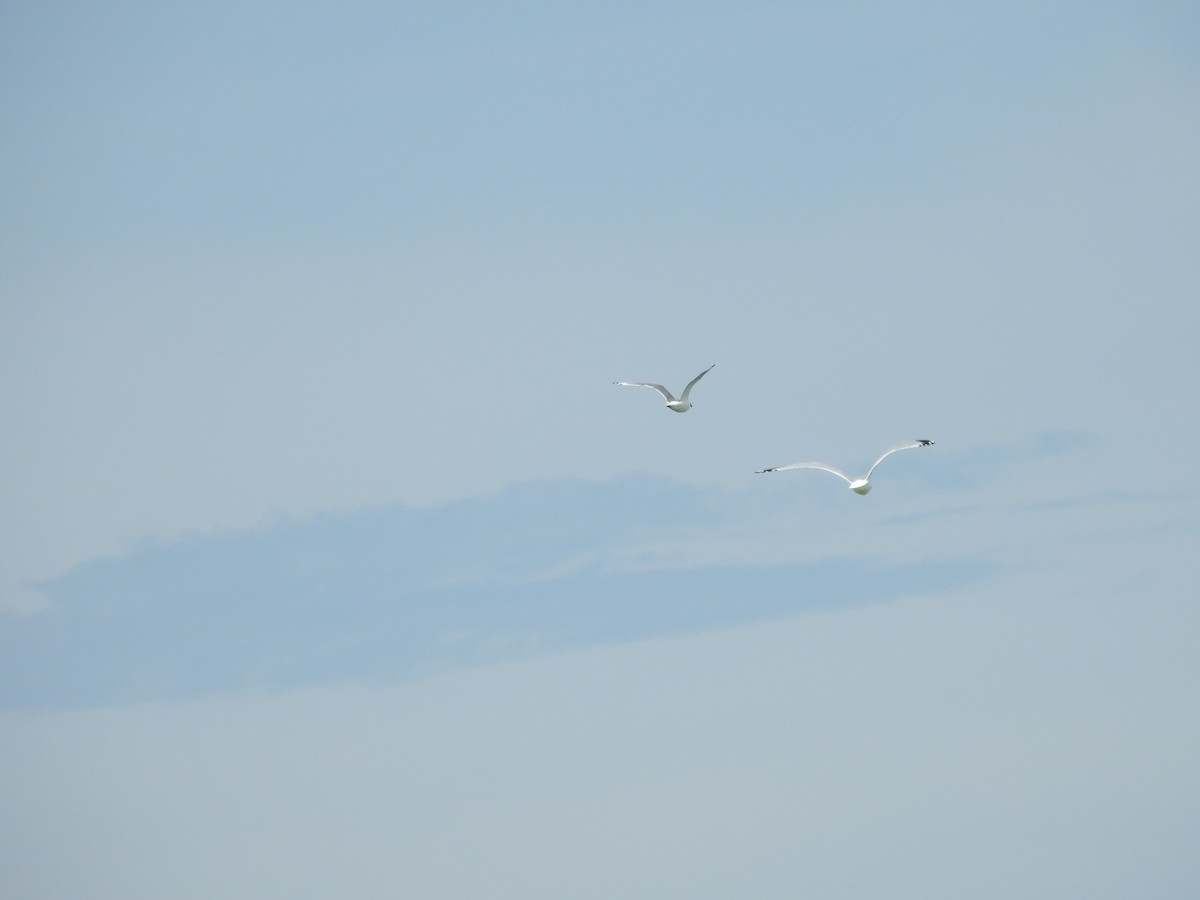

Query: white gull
left=756, top=439, right=935, bottom=495
left=614, top=364, right=715, bottom=413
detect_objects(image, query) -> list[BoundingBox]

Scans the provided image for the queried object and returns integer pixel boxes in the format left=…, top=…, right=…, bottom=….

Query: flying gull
left=756, top=439, right=935, bottom=494
left=614, top=364, right=715, bottom=413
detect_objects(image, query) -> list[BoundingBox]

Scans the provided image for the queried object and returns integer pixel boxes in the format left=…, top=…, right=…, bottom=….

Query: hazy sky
left=3, top=2, right=1199, bottom=897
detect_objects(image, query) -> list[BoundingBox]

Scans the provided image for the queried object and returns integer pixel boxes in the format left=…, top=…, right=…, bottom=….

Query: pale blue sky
left=2, top=2, right=1199, bottom=897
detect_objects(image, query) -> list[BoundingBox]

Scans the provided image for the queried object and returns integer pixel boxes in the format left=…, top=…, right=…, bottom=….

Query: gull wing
left=614, top=381, right=677, bottom=402
left=678, top=364, right=715, bottom=402
left=864, top=439, right=935, bottom=480
left=755, top=461, right=853, bottom=484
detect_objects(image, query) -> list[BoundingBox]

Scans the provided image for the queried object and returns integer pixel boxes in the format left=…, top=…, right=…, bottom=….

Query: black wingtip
left=917, top=439, right=935, bottom=446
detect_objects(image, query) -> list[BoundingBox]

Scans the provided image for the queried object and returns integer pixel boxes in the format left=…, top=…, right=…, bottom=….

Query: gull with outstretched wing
left=756, top=439, right=935, bottom=495
left=614, top=364, right=715, bottom=413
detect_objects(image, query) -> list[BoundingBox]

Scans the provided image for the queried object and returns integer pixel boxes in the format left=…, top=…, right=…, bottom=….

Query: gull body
left=614, top=364, right=715, bottom=413
left=756, top=439, right=935, bottom=495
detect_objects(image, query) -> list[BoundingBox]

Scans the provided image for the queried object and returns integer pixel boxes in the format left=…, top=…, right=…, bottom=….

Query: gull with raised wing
left=614, top=364, right=715, bottom=413
left=756, top=439, right=935, bottom=495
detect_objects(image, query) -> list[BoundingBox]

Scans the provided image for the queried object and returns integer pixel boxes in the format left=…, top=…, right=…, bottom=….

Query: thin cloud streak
left=5, top=474, right=994, bottom=709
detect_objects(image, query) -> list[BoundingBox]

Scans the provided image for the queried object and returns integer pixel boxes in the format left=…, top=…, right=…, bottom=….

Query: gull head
left=849, top=478, right=872, bottom=495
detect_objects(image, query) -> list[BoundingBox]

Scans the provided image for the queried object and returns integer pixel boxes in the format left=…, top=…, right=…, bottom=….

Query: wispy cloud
left=3, top=476, right=990, bottom=710
left=906, top=430, right=1104, bottom=492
